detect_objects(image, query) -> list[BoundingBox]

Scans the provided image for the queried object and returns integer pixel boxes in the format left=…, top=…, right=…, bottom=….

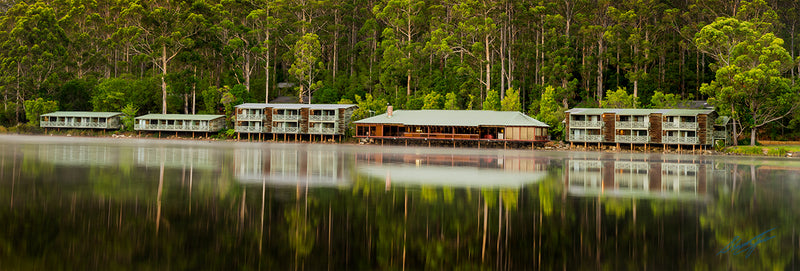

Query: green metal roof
left=565, top=108, right=714, bottom=116
left=236, top=103, right=357, bottom=109
left=42, top=111, right=122, bottom=118
left=135, top=114, right=225, bottom=121
left=354, top=110, right=549, bottom=127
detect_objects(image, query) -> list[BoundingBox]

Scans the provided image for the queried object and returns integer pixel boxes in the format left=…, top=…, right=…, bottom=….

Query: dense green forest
left=1, top=0, right=799, bottom=142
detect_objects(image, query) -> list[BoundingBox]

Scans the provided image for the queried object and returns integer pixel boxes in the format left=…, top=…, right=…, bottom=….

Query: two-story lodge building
left=233, top=103, right=357, bottom=141
left=565, top=108, right=729, bottom=150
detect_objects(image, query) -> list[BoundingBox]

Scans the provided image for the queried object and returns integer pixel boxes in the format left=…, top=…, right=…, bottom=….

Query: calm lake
left=1, top=134, right=799, bottom=270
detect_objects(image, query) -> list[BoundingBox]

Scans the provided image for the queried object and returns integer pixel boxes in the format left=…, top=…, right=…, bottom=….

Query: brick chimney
left=387, top=105, right=393, bottom=118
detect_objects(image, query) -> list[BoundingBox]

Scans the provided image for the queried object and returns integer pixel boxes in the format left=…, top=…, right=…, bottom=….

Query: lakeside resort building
left=354, top=108, right=550, bottom=148
left=40, top=111, right=123, bottom=131
left=564, top=108, right=730, bottom=150
left=134, top=114, right=226, bottom=137
left=233, top=103, right=357, bottom=141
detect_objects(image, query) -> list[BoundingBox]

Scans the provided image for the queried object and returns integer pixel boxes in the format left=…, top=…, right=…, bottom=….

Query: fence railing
left=662, top=136, right=699, bottom=144
left=309, top=115, right=336, bottom=122
left=570, top=120, right=604, bottom=128
left=570, top=134, right=603, bottom=142
left=236, top=114, right=264, bottom=121
left=663, top=122, right=698, bottom=129
left=309, top=127, right=337, bottom=134
left=273, top=114, right=300, bottom=121
left=615, top=121, right=650, bottom=129
left=272, top=126, right=299, bottom=133
left=41, top=121, right=115, bottom=129
left=615, top=135, right=650, bottom=143
left=235, top=126, right=264, bottom=133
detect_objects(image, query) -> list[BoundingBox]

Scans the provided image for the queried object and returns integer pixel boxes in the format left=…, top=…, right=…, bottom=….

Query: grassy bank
left=725, top=145, right=800, bottom=156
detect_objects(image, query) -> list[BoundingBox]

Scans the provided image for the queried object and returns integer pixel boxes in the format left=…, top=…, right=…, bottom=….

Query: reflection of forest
left=1, top=139, right=799, bottom=270
left=356, top=152, right=551, bottom=188
left=566, top=159, right=708, bottom=200
left=234, top=148, right=350, bottom=187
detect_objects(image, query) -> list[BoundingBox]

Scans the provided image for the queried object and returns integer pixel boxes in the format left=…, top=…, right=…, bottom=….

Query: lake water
left=1, top=134, right=799, bottom=270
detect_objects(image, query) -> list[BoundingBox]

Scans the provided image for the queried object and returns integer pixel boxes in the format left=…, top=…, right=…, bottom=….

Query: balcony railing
left=309, top=127, right=337, bottom=134
left=662, top=163, right=699, bottom=173
left=235, top=126, right=264, bottom=133
left=309, top=115, right=336, bottom=122
left=662, top=136, right=699, bottom=144
left=41, top=121, right=116, bottom=129
left=272, top=126, right=299, bottom=133
left=712, top=131, right=728, bottom=139
left=616, top=135, right=650, bottom=143
left=663, top=122, right=698, bottom=129
left=570, top=134, right=603, bottom=142
left=570, top=120, right=604, bottom=128
left=236, top=114, right=264, bottom=121
left=614, top=162, right=650, bottom=171
left=615, top=121, right=650, bottom=129
left=134, top=124, right=212, bottom=131
left=273, top=114, right=300, bottom=121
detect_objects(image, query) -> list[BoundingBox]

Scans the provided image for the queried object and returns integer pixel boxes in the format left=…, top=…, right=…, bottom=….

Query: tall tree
left=289, top=33, right=323, bottom=103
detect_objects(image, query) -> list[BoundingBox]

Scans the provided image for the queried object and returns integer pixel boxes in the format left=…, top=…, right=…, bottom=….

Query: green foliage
left=120, top=104, right=139, bottom=132
left=201, top=86, right=223, bottom=114
left=601, top=87, right=639, bottom=108
left=649, top=91, right=690, bottom=109
left=536, top=86, right=565, bottom=140
left=405, top=96, right=424, bottom=110
left=422, top=93, right=443, bottom=109
left=91, top=78, right=159, bottom=113
left=23, top=98, right=58, bottom=126
left=500, top=87, right=521, bottom=111
left=350, top=94, right=388, bottom=121
left=289, top=33, right=323, bottom=103
left=444, top=92, right=460, bottom=110
left=482, top=90, right=499, bottom=111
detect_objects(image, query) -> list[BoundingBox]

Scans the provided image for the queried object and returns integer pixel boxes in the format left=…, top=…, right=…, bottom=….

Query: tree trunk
left=750, top=126, right=756, bottom=146
left=162, top=44, right=168, bottom=114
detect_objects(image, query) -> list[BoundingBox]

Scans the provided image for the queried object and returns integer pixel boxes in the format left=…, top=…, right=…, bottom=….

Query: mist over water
left=1, top=134, right=799, bottom=270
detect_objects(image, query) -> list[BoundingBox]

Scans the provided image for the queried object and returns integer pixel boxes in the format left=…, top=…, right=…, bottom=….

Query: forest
left=1, top=0, right=799, bottom=142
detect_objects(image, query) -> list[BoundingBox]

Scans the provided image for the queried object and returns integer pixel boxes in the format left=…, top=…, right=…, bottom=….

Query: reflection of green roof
left=566, top=108, right=714, bottom=116
left=42, top=111, right=122, bottom=118
left=359, top=164, right=548, bottom=188
left=354, top=110, right=549, bottom=127
left=135, top=114, right=225, bottom=121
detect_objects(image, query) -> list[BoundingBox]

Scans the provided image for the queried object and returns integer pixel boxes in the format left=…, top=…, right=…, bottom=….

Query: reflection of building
left=234, top=148, right=350, bottom=187
left=36, top=144, right=119, bottom=166
left=356, top=152, right=550, bottom=188
left=34, top=143, right=219, bottom=169
left=565, top=158, right=708, bottom=200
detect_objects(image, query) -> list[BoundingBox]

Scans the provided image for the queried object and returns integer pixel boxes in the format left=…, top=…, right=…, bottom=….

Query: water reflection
left=234, top=147, right=350, bottom=187
left=356, top=152, right=551, bottom=188
left=1, top=135, right=800, bottom=270
left=566, top=158, right=708, bottom=200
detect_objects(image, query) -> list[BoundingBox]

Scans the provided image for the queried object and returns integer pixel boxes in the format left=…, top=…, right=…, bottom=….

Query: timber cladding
left=565, top=112, right=571, bottom=141
left=603, top=113, right=616, bottom=142
left=300, top=108, right=309, bottom=134
left=649, top=113, right=662, bottom=143
left=698, top=114, right=708, bottom=144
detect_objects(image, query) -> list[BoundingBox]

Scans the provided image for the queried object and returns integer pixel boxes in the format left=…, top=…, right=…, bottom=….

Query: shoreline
left=1, top=130, right=796, bottom=158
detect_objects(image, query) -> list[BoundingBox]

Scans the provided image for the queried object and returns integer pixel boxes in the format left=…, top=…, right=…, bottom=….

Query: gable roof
left=565, top=108, right=714, bottom=116
left=354, top=110, right=549, bottom=127
left=236, top=103, right=357, bottom=110
left=135, top=114, right=225, bottom=121
left=42, top=111, right=122, bottom=118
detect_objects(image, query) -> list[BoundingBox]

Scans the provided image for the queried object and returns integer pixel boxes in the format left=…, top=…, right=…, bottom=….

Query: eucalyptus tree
left=452, top=0, right=498, bottom=99
left=374, top=0, right=425, bottom=97
left=122, top=0, right=206, bottom=114
left=246, top=1, right=281, bottom=102
left=289, top=33, right=323, bottom=103
left=696, top=16, right=797, bottom=146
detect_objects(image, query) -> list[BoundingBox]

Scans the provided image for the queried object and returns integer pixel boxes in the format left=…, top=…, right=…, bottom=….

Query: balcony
left=570, top=134, right=603, bottom=142
left=616, top=135, right=650, bottom=143
left=134, top=124, right=211, bottom=131
left=273, top=114, right=300, bottom=121
left=615, top=121, right=649, bottom=129
left=662, top=136, right=699, bottom=144
left=42, top=121, right=116, bottom=129
left=236, top=114, right=264, bottom=121
left=570, top=120, right=604, bottom=128
left=713, top=130, right=728, bottom=139
left=662, top=122, right=698, bottom=130
left=235, top=126, right=264, bottom=133
left=309, top=127, right=337, bottom=134
left=310, top=115, right=336, bottom=122
left=272, top=126, right=299, bottom=133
